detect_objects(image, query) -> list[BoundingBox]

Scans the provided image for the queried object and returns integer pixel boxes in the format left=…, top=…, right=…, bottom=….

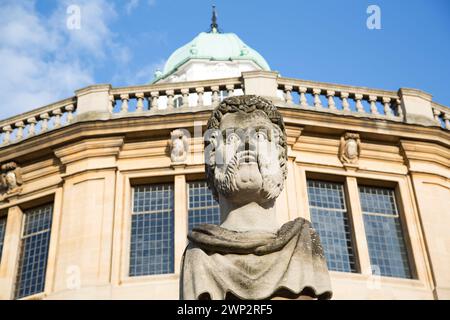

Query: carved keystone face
left=211, top=110, right=284, bottom=205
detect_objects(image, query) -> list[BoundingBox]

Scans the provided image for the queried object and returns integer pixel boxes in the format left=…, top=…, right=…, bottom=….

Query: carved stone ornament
left=169, top=129, right=189, bottom=163
left=0, top=162, right=23, bottom=200
left=180, top=95, right=332, bottom=300
left=339, top=132, right=361, bottom=164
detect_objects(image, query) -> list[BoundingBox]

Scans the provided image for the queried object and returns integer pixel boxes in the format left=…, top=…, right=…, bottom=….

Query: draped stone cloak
left=180, top=217, right=333, bottom=300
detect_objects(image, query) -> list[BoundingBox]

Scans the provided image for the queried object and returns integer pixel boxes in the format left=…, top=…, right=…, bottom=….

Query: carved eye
left=255, top=131, right=268, bottom=141
left=226, top=133, right=240, bottom=145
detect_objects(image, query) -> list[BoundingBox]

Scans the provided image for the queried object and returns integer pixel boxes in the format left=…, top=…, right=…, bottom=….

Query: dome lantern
left=153, top=6, right=270, bottom=83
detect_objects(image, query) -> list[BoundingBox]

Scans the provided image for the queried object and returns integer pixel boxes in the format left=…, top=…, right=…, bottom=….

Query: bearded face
left=207, top=110, right=284, bottom=205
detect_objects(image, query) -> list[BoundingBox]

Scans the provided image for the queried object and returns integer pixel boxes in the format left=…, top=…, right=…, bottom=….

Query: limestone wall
left=0, top=104, right=448, bottom=300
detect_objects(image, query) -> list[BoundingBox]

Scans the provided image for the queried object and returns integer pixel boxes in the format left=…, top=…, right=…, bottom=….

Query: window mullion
left=174, top=175, right=187, bottom=275
left=345, top=176, right=371, bottom=276
left=297, top=166, right=311, bottom=221
left=0, top=206, right=23, bottom=300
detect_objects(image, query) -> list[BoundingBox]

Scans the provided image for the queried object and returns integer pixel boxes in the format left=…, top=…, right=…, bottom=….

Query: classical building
left=0, top=13, right=449, bottom=300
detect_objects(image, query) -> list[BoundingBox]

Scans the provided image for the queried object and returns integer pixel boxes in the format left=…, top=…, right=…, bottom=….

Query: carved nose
left=243, top=135, right=256, bottom=152
left=244, top=137, right=250, bottom=150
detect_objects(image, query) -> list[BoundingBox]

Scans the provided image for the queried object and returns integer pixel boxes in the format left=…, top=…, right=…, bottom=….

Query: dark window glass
left=15, top=204, right=53, bottom=299
left=0, top=214, right=7, bottom=263
left=188, top=181, right=220, bottom=232
left=307, top=180, right=357, bottom=273
left=130, top=184, right=174, bottom=276
left=359, top=186, right=412, bottom=279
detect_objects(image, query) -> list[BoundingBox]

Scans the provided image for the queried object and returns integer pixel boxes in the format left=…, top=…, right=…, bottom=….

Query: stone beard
left=180, top=95, right=332, bottom=300
left=212, top=110, right=285, bottom=206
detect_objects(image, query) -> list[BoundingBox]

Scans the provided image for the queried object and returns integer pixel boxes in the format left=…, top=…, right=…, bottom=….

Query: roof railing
left=0, top=72, right=448, bottom=147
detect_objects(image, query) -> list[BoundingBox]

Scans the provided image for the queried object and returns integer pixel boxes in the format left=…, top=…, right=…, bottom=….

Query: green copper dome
left=157, top=31, right=270, bottom=81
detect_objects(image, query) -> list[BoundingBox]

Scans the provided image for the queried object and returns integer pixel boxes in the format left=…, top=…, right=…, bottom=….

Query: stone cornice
left=75, top=84, right=112, bottom=97
left=400, top=140, right=450, bottom=170
left=54, top=136, right=125, bottom=165
left=0, top=108, right=448, bottom=165
left=398, top=88, right=433, bottom=102
left=285, top=125, right=303, bottom=148
left=279, top=106, right=450, bottom=147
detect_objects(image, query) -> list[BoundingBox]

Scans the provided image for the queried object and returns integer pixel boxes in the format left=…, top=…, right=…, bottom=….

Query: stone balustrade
left=277, top=77, right=403, bottom=120
left=432, top=102, right=450, bottom=130
left=109, top=77, right=244, bottom=114
left=0, top=72, right=448, bottom=148
left=0, top=98, right=76, bottom=146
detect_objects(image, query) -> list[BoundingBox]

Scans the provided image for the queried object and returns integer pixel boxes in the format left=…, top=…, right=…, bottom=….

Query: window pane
left=188, top=181, right=220, bottom=232
left=130, top=184, right=174, bottom=276
left=0, top=214, right=7, bottom=263
left=307, top=180, right=356, bottom=273
left=15, top=204, right=53, bottom=299
left=359, top=186, right=412, bottom=279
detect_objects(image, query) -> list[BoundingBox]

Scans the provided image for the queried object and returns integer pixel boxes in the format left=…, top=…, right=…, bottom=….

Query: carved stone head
left=0, top=161, right=23, bottom=196
left=339, top=132, right=361, bottom=164
left=205, top=96, right=287, bottom=205
left=170, top=129, right=189, bottom=163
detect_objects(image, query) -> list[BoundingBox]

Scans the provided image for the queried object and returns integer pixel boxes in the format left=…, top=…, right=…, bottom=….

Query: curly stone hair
left=205, top=95, right=288, bottom=200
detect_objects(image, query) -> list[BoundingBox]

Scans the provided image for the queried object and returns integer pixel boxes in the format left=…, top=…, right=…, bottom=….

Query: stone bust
left=180, top=95, right=332, bottom=300
left=169, top=129, right=189, bottom=163
left=0, top=162, right=23, bottom=198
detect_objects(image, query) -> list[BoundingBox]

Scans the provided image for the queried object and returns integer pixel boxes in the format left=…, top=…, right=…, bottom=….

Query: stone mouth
left=237, top=151, right=257, bottom=164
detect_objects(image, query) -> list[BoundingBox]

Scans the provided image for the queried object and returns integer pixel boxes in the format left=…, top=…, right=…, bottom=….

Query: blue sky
left=0, top=0, right=449, bottom=119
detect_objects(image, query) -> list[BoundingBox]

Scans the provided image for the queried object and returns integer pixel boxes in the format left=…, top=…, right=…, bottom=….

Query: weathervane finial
left=210, top=5, right=219, bottom=33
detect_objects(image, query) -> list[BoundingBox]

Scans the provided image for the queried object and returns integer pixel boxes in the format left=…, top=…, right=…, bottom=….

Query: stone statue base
left=180, top=218, right=332, bottom=300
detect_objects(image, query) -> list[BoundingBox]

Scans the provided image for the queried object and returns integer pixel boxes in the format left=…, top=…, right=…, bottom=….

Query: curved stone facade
left=0, top=71, right=449, bottom=300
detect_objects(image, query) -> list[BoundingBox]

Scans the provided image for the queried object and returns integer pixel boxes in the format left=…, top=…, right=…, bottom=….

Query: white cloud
left=125, top=0, right=140, bottom=15
left=0, top=0, right=125, bottom=119
left=124, top=0, right=156, bottom=15
left=112, top=59, right=166, bottom=86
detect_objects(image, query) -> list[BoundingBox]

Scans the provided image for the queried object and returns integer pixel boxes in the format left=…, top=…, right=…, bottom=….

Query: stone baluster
left=369, top=95, right=378, bottom=115
left=341, top=92, right=350, bottom=111
left=40, top=113, right=50, bottom=132
left=433, top=108, right=441, bottom=124
left=2, top=126, right=13, bottom=145
left=196, top=87, right=204, bottom=107
left=313, top=88, right=322, bottom=108
left=150, top=92, right=159, bottom=110
left=52, top=108, right=62, bottom=128
left=444, top=114, right=450, bottom=130
left=299, top=87, right=308, bottom=107
left=382, top=97, right=392, bottom=117
left=120, top=94, right=129, bottom=113
left=355, top=94, right=364, bottom=113
left=15, top=121, right=25, bottom=141
left=181, top=89, right=190, bottom=108
left=135, top=93, right=145, bottom=112
left=27, top=117, right=37, bottom=136
left=166, top=90, right=174, bottom=109
left=108, top=95, right=115, bottom=113
left=396, top=99, right=403, bottom=118
left=327, top=90, right=336, bottom=110
left=211, top=86, right=220, bottom=107
left=226, top=84, right=235, bottom=97
left=65, top=104, right=75, bottom=123
left=284, top=85, right=293, bottom=105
